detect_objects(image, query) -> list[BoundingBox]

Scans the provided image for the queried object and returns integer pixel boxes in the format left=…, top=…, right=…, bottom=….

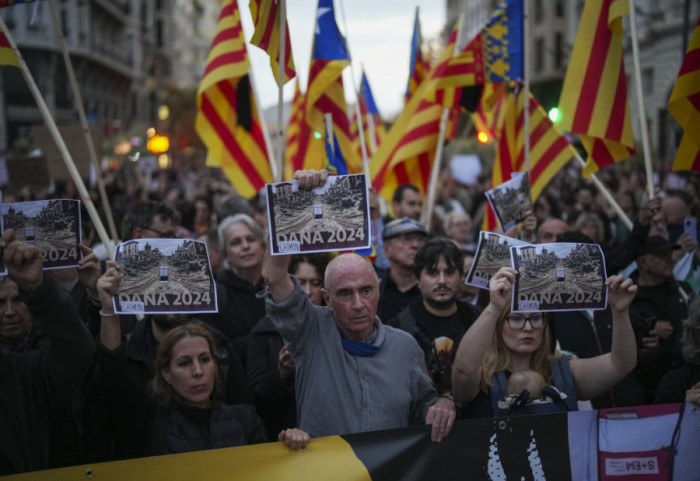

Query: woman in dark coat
left=94, top=262, right=309, bottom=457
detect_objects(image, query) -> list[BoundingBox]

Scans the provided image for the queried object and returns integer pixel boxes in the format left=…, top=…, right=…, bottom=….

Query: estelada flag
left=195, top=0, right=272, bottom=199
left=304, top=0, right=361, bottom=174
left=558, top=0, right=634, bottom=177
left=668, top=16, right=700, bottom=172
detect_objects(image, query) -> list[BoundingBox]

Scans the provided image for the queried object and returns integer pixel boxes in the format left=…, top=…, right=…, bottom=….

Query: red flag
left=558, top=0, right=634, bottom=177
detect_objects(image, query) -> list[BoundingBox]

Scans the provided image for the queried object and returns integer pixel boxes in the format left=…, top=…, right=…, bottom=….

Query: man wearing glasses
left=376, top=217, right=428, bottom=322
left=121, top=201, right=178, bottom=241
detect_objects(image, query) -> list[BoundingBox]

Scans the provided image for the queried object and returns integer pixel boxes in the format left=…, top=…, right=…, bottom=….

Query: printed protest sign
left=485, top=172, right=533, bottom=233
left=267, top=174, right=370, bottom=255
left=0, top=199, right=81, bottom=270
left=510, top=242, right=607, bottom=312
left=466, top=231, right=531, bottom=289
left=113, top=239, right=217, bottom=315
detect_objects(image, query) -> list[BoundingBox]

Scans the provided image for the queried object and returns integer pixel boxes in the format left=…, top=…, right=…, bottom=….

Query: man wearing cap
left=262, top=169, right=456, bottom=442
left=629, top=235, right=690, bottom=403
left=376, top=217, right=428, bottom=322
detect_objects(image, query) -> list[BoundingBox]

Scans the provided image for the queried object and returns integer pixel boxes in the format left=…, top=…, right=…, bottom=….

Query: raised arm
left=95, top=261, right=122, bottom=350
left=451, top=267, right=516, bottom=404
left=262, top=169, right=328, bottom=303
left=569, top=274, right=638, bottom=400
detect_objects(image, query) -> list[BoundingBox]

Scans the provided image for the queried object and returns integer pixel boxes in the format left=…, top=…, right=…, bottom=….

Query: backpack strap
left=490, top=371, right=509, bottom=417
left=551, top=357, right=579, bottom=411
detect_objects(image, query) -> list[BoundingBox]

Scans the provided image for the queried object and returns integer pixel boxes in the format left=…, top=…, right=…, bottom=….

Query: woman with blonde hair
left=452, top=267, right=638, bottom=418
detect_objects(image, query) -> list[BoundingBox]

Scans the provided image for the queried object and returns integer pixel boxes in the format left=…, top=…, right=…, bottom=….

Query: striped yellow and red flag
left=0, top=24, right=20, bottom=68
left=370, top=28, right=461, bottom=204
left=558, top=0, right=634, bottom=177
left=304, top=0, right=361, bottom=174
left=248, top=0, right=295, bottom=85
left=669, top=16, right=700, bottom=172
left=471, top=82, right=508, bottom=143
left=195, top=0, right=271, bottom=198
left=283, top=79, right=311, bottom=179
left=482, top=88, right=579, bottom=232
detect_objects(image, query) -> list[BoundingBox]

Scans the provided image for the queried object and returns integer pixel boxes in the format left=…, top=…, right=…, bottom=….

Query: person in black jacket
left=88, top=263, right=309, bottom=457
left=0, top=229, right=96, bottom=475
left=656, top=294, right=700, bottom=405
left=247, top=253, right=331, bottom=439
left=387, top=238, right=482, bottom=397
left=206, top=214, right=267, bottom=368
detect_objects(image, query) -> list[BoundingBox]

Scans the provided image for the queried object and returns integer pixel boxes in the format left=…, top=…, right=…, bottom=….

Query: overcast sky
left=238, top=1, right=447, bottom=120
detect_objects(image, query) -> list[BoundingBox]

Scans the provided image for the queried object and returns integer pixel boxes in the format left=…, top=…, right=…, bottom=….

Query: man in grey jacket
left=262, top=169, right=455, bottom=442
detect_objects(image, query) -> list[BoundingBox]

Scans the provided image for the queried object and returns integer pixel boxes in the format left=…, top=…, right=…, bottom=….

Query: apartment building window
left=555, top=0, right=564, bottom=18
left=535, top=37, right=545, bottom=72
left=642, top=68, right=654, bottom=95
left=534, top=0, right=544, bottom=23
left=554, top=32, right=563, bottom=69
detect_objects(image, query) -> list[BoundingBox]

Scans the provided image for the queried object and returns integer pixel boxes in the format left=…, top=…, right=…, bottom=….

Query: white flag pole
left=628, top=0, right=655, bottom=198
left=422, top=13, right=466, bottom=231
left=274, top=0, right=287, bottom=182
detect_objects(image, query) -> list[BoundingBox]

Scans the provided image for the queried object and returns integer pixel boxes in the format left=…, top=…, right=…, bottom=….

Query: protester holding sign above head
left=262, top=169, right=455, bottom=443
left=84, top=264, right=308, bottom=459
left=452, top=266, right=638, bottom=419
left=0, top=229, right=95, bottom=475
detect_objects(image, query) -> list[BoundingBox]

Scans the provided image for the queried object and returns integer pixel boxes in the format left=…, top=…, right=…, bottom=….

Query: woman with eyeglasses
left=452, top=266, right=638, bottom=418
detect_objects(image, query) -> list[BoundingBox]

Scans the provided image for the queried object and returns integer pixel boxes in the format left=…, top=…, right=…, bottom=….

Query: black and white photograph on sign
left=266, top=174, right=370, bottom=255
left=466, top=231, right=531, bottom=289
left=0, top=199, right=82, bottom=270
left=113, top=239, right=217, bottom=315
left=510, top=242, right=607, bottom=313
left=484, top=172, right=533, bottom=233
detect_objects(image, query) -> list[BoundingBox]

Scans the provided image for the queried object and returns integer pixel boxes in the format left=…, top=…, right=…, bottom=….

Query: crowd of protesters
left=1, top=156, right=699, bottom=475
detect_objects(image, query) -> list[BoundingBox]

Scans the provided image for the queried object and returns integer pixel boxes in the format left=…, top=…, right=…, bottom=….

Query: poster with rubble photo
left=266, top=174, right=370, bottom=255
left=0, top=199, right=81, bottom=270
left=466, top=231, right=531, bottom=289
left=484, top=172, right=533, bottom=232
left=510, top=242, right=607, bottom=312
left=113, top=239, right=217, bottom=315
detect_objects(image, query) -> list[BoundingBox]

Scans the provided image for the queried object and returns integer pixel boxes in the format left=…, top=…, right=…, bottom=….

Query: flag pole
left=574, top=154, right=633, bottom=230
left=0, top=14, right=114, bottom=258
left=361, top=64, right=378, bottom=155
left=337, top=0, right=370, bottom=175
left=274, top=0, right=287, bottom=182
left=422, top=13, right=466, bottom=231
left=46, top=0, right=119, bottom=243
left=628, top=0, right=655, bottom=198
left=522, top=0, right=531, bottom=173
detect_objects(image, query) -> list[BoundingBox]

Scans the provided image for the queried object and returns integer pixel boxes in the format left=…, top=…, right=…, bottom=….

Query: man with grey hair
left=262, top=169, right=455, bottom=442
left=207, top=213, right=267, bottom=367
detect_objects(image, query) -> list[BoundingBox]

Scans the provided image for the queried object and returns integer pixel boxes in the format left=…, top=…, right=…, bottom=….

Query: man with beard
left=376, top=218, right=428, bottom=322
left=82, top=293, right=250, bottom=462
left=387, top=239, right=482, bottom=396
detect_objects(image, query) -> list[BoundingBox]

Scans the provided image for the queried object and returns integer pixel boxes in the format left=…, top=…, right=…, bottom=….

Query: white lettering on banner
left=605, top=457, right=659, bottom=476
